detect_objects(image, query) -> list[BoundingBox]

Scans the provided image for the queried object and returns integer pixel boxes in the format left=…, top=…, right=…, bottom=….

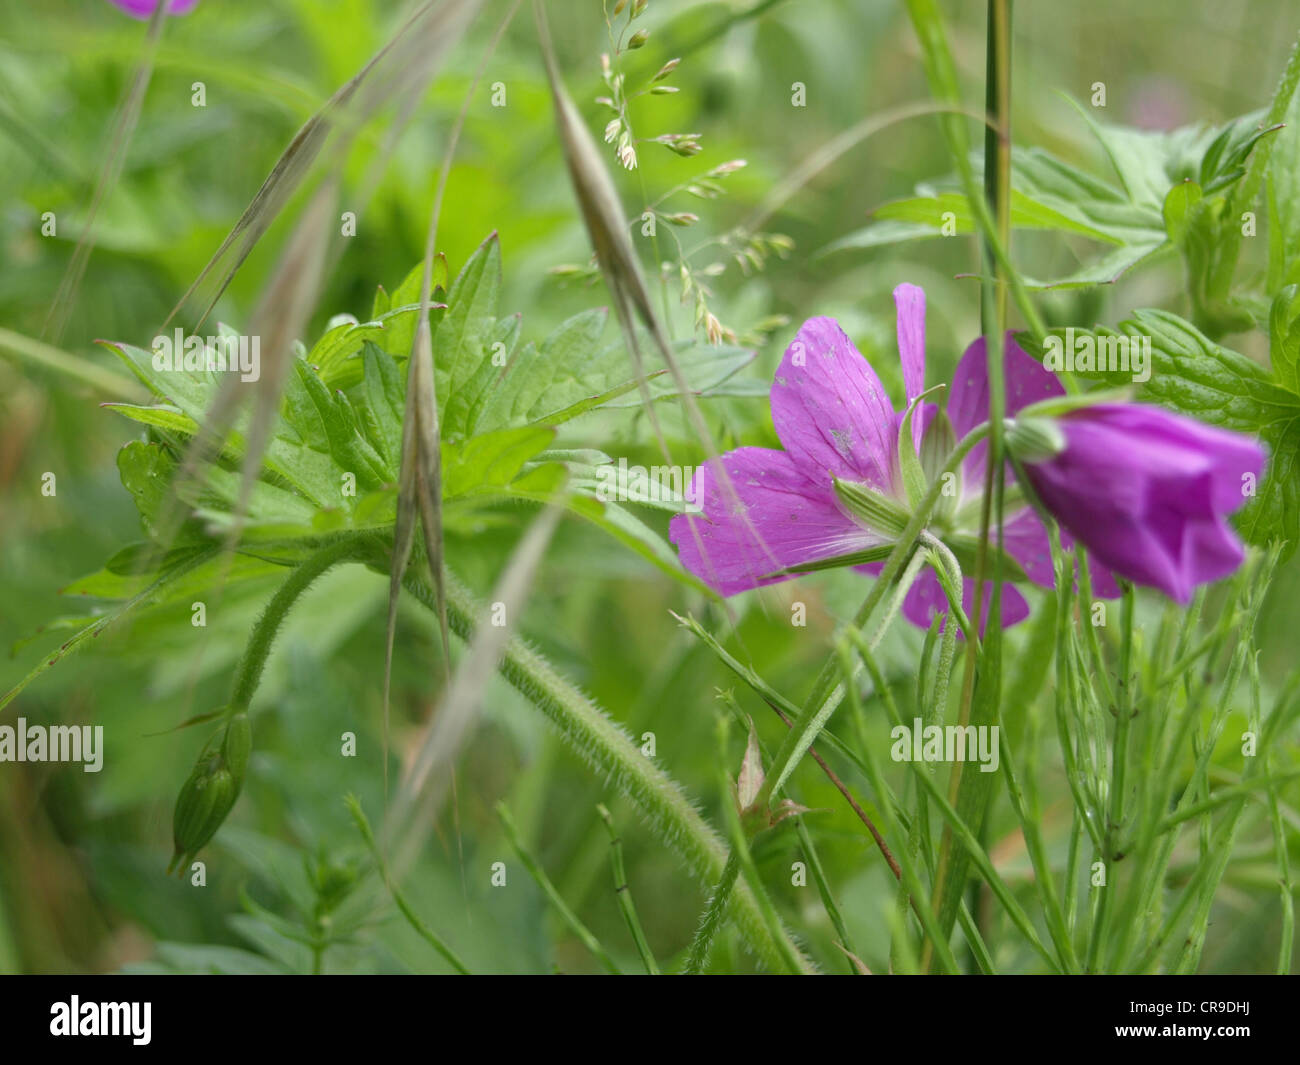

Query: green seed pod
left=222, top=713, right=251, bottom=778
left=167, top=714, right=251, bottom=874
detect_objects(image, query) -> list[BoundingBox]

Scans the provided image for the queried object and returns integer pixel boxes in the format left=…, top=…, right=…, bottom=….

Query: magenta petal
left=771, top=317, right=898, bottom=492
left=949, top=333, right=1065, bottom=485
left=855, top=563, right=1029, bottom=636
left=897, top=569, right=1029, bottom=637
left=1085, top=558, right=1124, bottom=599
left=998, top=508, right=1057, bottom=589
left=107, top=0, right=199, bottom=16
left=669, top=447, right=881, bottom=596
left=894, top=284, right=927, bottom=452
left=1001, top=506, right=1122, bottom=597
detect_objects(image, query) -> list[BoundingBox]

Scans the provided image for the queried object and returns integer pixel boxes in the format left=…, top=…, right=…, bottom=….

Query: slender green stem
left=346, top=795, right=471, bottom=975
left=753, top=545, right=930, bottom=813
left=903, top=0, right=1046, bottom=345
left=846, top=631, right=1059, bottom=973
left=1085, top=583, right=1133, bottom=973
left=675, top=614, right=888, bottom=796
left=997, top=728, right=1080, bottom=973
left=597, top=804, right=660, bottom=975
left=231, top=535, right=376, bottom=711
left=1047, top=527, right=1104, bottom=855
left=759, top=423, right=995, bottom=817
left=837, top=642, right=961, bottom=974
left=683, top=852, right=740, bottom=974
left=798, top=421, right=994, bottom=729
left=1259, top=655, right=1295, bottom=975
left=498, top=802, right=622, bottom=975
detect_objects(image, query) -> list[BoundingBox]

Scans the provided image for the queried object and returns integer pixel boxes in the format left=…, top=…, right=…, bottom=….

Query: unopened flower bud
left=168, top=712, right=250, bottom=874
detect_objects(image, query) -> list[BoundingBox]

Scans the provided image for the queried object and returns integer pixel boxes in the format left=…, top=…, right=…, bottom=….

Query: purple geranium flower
left=669, top=283, right=1263, bottom=630
left=669, top=284, right=1111, bottom=633
left=106, top=0, right=198, bottom=19
left=1018, top=405, right=1263, bottom=603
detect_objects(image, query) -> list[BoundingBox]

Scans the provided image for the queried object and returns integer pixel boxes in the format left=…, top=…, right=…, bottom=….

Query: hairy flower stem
left=684, top=853, right=740, bottom=973
left=403, top=568, right=816, bottom=973
left=229, top=535, right=378, bottom=713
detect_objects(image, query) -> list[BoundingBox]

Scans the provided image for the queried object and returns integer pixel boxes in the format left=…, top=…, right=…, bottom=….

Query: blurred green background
left=1, top=0, right=1296, bottom=973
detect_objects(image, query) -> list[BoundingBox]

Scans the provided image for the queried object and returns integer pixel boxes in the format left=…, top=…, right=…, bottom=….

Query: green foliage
left=830, top=106, right=1275, bottom=316
left=3, top=0, right=1300, bottom=980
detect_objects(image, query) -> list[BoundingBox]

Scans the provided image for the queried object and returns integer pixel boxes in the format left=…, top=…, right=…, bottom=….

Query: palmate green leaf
left=107, top=340, right=343, bottom=507
left=851, top=188, right=1122, bottom=244
left=437, top=231, right=504, bottom=441
left=477, top=307, right=610, bottom=429
left=105, top=334, right=552, bottom=541
left=492, top=456, right=714, bottom=595
left=93, top=231, right=748, bottom=640
left=441, top=425, right=555, bottom=499
left=1268, top=285, right=1300, bottom=395
left=308, top=255, right=456, bottom=388
left=308, top=237, right=757, bottom=451
left=1, top=544, right=222, bottom=712
left=1268, top=90, right=1300, bottom=291
left=1068, top=104, right=1274, bottom=329
left=1069, top=101, right=1273, bottom=208
left=306, top=300, right=447, bottom=391
left=118, top=440, right=207, bottom=543
left=469, top=307, right=757, bottom=433
left=828, top=107, right=1273, bottom=293
left=285, top=359, right=391, bottom=487
left=352, top=341, right=405, bottom=469
left=306, top=318, right=389, bottom=384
